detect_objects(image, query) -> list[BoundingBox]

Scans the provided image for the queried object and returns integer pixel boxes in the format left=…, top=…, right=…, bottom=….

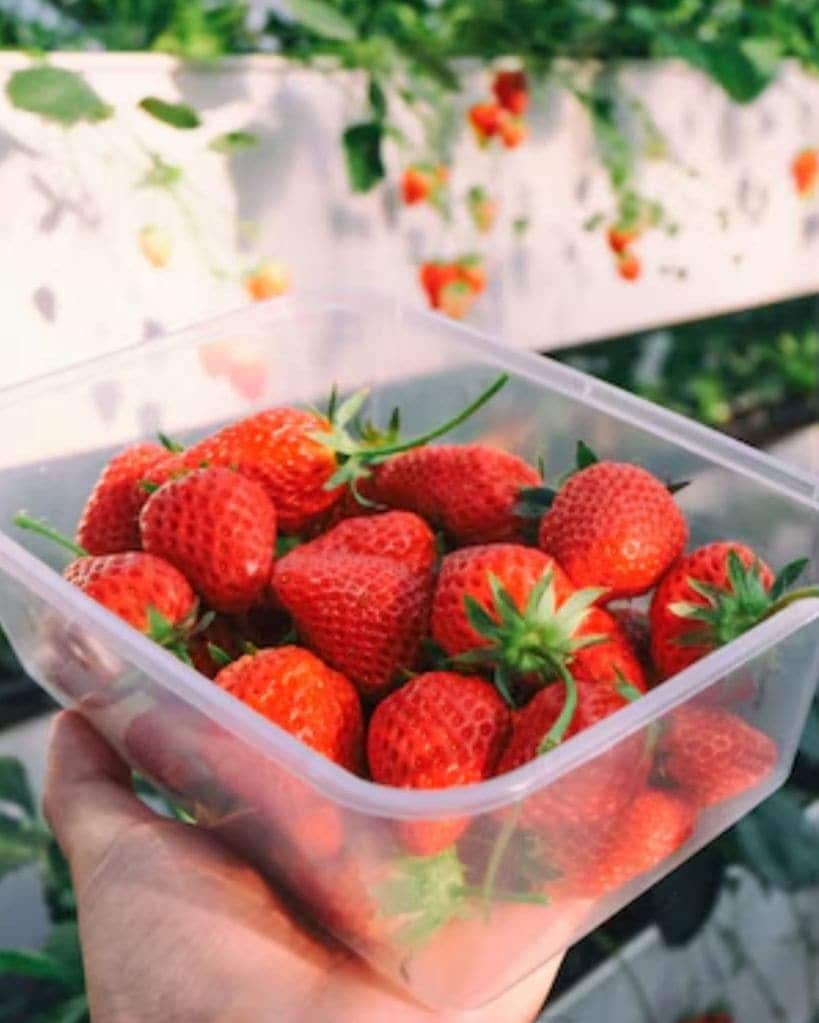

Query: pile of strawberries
left=18, top=373, right=816, bottom=945
left=469, top=70, right=528, bottom=149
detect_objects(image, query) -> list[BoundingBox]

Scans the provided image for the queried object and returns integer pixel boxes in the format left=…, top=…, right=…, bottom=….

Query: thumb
left=43, top=710, right=156, bottom=883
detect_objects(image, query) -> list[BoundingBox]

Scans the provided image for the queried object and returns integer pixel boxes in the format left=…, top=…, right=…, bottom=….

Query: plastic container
left=0, top=288, right=818, bottom=1010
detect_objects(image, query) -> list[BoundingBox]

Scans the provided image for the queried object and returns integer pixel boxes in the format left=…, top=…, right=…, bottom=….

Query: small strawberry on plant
left=244, top=259, right=290, bottom=301
left=498, top=111, right=527, bottom=149
left=791, top=147, right=819, bottom=198
left=401, top=164, right=449, bottom=208
left=419, top=260, right=460, bottom=309
left=457, top=254, right=487, bottom=294
left=469, top=102, right=503, bottom=145
left=438, top=279, right=475, bottom=320
left=616, top=250, right=641, bottom=281
left=138, top=224, right=170, bottom=268
left=492, top=70, right=528, bottom=116
left=650, top=542, right=815, bottom=679
left=468, top=186, right=498, bottom=234
left=606, top=223, right=639, bottom=254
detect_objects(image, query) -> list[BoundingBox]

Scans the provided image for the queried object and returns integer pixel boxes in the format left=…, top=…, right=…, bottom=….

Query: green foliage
left=208, top=130, right=259, bottom=153
left=341, top=120, right=385, bottom=192
left=5, top=67, right=111, bottom=126
left=138, top=96, right=201, bottom=129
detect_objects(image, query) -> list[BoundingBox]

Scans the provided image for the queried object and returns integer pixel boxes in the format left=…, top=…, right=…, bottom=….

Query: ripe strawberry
left=562, top=788, right=696, bottom=898
left=419, top=261, right=460, bottom=309
left=654, top=706, right=777, bottom=808
left=469, top=102, right=503, bottom=144
left=368, top=672, right=510, bottom=854
left=649, top=542, right=780, bottom=679
left=492, top=70, right=528, bottom=116
left=138, top=225, right=170, bottom=268
left=64, top=551, right=196, bottom=640
left=140, top=467, right=277, bottom=614
left=183, top=377, right=507, bottom=534
left=617, top=251, right=641, bottom=280
left=244, top=259, right=290, bottom=301
left=792, top=147, right=819, bottom=198
left=402, top=165, right=431, bottom=204
left=370, top=443, right=541, bottom=546
left=438, top=279, right=475, bottom=319
left=499, top=111, right=527, bottom=149
left=457, top=254, right=487, bottom=294
left=468, top=185, right=498, bottom=233
left=76, top=442, right=179, bottom=555
left=606, top=224, right=638, bottom=254
left=215, top=645, right=363, bottom=774
left=538, top=460, right=688, bottom=600
left=273, top=512, right=435, bottom=698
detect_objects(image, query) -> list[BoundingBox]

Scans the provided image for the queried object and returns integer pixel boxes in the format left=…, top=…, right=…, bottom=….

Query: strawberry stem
left=760, top=585, right=819, bottom=621
left=537, top=659, right=578, bottom=753
left=13, top=513, right=88, bottom=559
left=480, top=802, right=523, bottom=912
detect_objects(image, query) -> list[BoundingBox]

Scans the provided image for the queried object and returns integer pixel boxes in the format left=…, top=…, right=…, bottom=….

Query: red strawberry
left=64, top=551, right=196, bottom=638
left=419, top=261, right=460, bottom=309
left=215, top=645, right=363, bottom=774
left=566, top=606, right=647, bottom=693
left=495, top=678, right=649, bottom=834
left=402, top=165, right=431, bottom=204
left=244, top=259, right=289, bottom=301
left=649, top=542, right=776, bottom=679
left=492, top=70, right=528, bottom=116
left=76, top=443, right=179, bottom=555
left=654, top=706, right=777, bottom=808
left=457, top=255, right=487, bottom=294
left=499, top=111, right=527, bottom=149
left=370, top=443, right=540, bottom=546
left=606, top=224, right=638, bottom=254
left=140, top=467, right=277, bottom=614
left=617, top=251, right=641, bottom=280
left=469, top=102, right=503, bottom=144
left=538, top=460, right=688, bottom=600
left=273, top=512, right=435, bottom=699
left=368, top=672, right=510, bottom=854
left=182, top=407, right=341, bottom=534
left=792, top=147, right=819, bottom=198
left=431, top=544, right=574, bottom=660
left=560, top=788, right=696, bottom=898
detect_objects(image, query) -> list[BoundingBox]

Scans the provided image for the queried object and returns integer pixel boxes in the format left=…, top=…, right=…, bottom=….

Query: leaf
left=341, top=121, right=385, bottom=193
left=660, top=36, right=777, bottom=103
left=0, top=949, right=72, bottom=985
left=575, top=440, right=599, bottom=469
left=35, top=993, right=89, bottom=1023
left=208, top=130, right=259, bottom=154
left=139, top=96, right=201, bottom=130
left=770, top=557, right=809, bottom=601
left=733, top=789, right=819, bottom=891
left=286, top=0, right=357, bottom=41
left=42, top=922, right=85, bottom=993
left=0, top=758, right=35, bottom=817
left=6, top=67, right=112, bottom=127
left=368, top=77, right=387, bottom=120
left=0, top=815, right=48, bottom=877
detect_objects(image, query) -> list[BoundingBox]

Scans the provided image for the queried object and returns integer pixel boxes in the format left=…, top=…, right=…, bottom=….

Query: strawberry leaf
left=575, top=440, right=599, bottom=470
left=770, top=557, right=809, bottom=601
left=139, top=96, right=201, bottom=130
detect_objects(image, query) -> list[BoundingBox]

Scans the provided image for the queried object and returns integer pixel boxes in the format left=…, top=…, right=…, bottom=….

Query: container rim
left=1, top=287, right=818, bottom=818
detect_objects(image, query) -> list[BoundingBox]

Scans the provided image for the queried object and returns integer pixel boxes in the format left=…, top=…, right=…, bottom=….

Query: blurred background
left=1, top=2, right=819, bottom=1021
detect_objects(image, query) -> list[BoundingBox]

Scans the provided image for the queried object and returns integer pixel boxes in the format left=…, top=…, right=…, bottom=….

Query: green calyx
left=311, top=373, right=509, bottom=494
left=515, top=439, right=598, bottom=521
left=376, top=843, right=547, bottom=949
left=670, top=552, right=816, bottom=648
left=146, top=605, right=215, bottom=666
left=460, top=570, right=607, bottom=707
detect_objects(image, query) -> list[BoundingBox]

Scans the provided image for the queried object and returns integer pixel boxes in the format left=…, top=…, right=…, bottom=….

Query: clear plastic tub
left=0, top=288, right=818, bottom=1010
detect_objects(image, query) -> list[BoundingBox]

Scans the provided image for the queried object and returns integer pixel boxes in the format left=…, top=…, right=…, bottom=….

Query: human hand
left=43, top=710, right=563, bottom=1023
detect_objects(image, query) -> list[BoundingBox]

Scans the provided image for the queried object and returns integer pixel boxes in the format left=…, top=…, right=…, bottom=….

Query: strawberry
left=616, top=251, right=641, bottom=280
left=215, top=645, right=363, bottom=774
left=606, top=224, right=638, bottom=254
left=649, top=542, right=784, bottom=679
left=492, top=70, right=528, bottom=116
left=495, top=681, right=652, bottom=868
left=369, top=443, right=541, bottom=545
left=792, top=147, right=819, bottom=198
left=76, top=442, right=179, bottom=555
left=499, top=111, right=527, bottom=149
left=367, top=672, right=510, bottom=854
left=438, top=279, right=476, bottom=320
left=538, top=458, right=688, bottom=600
left=609, top=606, right=654, bottom=683
left=187, top=614, right=244, bottom=679
left=244, top=259, right=290, bottom=301
left=419, top=261, right=460, bottom=309
left=560, top=788, right=696, bottom=898
left=468, top=185, right=498, bottom=233
left=273, top=512, right=435, bottom=698
left=183, top=377, right=507, bottom=534
left=457, top=254, right=487, bottom=294
left=64, top=551, right=197, bottom=647
left=469, top=102, right=503, bottom=144
left=140, top=466, right=277, bottom=614
left=402, top=165, right=431, bottom=204
left=654, top=706, right=777, bottom=808
left=138, top=224, right=170, bottom=268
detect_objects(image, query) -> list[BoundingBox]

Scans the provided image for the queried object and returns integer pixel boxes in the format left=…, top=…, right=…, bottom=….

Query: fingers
left=43, top=710, right=155, bottom=882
